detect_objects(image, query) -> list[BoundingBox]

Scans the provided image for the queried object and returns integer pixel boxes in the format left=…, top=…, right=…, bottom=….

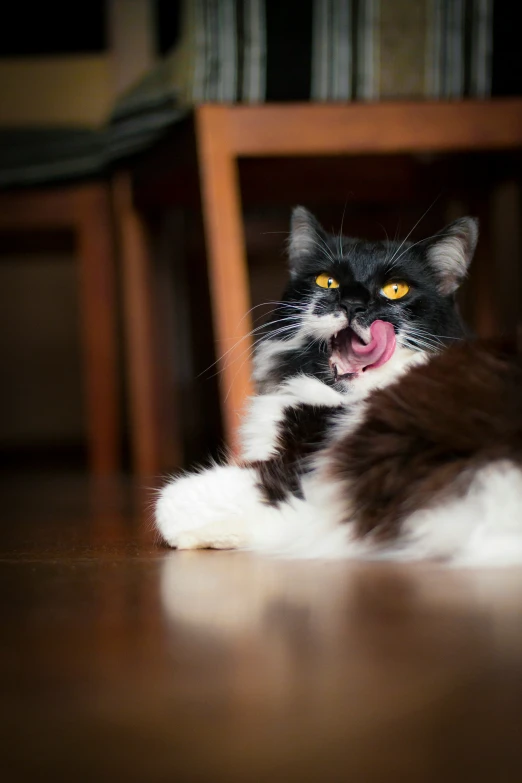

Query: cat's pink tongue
left=350, top=320, right=396, bottom=369
left=330, top=320, right=396, bottom=377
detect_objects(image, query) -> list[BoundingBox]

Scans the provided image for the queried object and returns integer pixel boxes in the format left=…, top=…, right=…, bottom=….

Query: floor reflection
left=160, top=550, right=522, bottom=643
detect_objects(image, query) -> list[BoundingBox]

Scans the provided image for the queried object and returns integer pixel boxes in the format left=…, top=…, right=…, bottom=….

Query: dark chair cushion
left=0, top=128, right=107, bottom=188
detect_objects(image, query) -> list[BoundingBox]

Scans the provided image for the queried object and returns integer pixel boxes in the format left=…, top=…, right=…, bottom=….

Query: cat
left=155, top=207, right=522, bottom=566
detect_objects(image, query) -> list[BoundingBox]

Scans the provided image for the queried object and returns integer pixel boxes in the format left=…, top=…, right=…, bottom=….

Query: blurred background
left=0, top=0, right=521, bottom=481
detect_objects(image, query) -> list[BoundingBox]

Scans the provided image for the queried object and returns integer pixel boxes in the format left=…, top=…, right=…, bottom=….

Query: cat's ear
left=425, top=217, right=479, bottom=295
left=288, top=206, right=327, bottom=276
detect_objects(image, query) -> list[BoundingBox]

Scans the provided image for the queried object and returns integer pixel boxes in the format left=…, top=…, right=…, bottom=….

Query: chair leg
left=195, top=106, right=253, bottom=454
left=469, top=194, right=496, bottom=339
left=112, top=172, right=163, bottom=477
left=490, top=180, right=521, bottom=339
left=74, top=183, right=121, bottom=475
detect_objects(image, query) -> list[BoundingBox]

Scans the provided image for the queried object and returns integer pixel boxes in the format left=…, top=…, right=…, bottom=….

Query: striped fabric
left=162, top=0, right=494, bottom=105
left=169, top=0, right=357, bottom=104
left=0, top=128, right=106, bottom=188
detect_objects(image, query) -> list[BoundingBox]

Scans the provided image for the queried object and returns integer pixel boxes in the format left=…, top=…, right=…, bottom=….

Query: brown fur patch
left=327, top=340, right=522, bottom=540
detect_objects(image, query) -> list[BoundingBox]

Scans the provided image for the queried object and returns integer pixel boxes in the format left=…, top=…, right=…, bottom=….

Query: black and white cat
left=156, top=207, right=522, bottom=566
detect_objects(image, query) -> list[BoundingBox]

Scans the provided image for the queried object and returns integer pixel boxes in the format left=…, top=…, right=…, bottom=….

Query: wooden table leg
left=195, top=105, right=253, bottom=454
left=74, top=183, right=121, bottom=475
left=490, top=180, right=521, bottom=339
left=112, top=172, right=163, bottom=477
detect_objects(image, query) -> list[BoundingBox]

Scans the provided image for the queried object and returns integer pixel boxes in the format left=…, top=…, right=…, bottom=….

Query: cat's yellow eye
left=315, top=273, right=340, bottom=290
left=380, top=281, right=410, bottom=300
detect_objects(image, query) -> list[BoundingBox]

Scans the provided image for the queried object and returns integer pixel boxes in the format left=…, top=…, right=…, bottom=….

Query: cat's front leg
left=155, top=464, right=261, bottom=550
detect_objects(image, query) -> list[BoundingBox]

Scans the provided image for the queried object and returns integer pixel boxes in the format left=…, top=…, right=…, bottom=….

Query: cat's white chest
left=239, top=375, right=346, bottom=462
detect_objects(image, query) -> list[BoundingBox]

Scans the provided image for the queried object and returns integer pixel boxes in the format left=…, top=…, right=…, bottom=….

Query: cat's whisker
left=223, top=353, right=256, bottom=405
left=402, top=326, right=445, bottom=344
left=223, top=324, right=304, bottom=401
left=400, top=324, right=447, bottom=352
left=257, top=324, right=302, bottom=342
left=226, top=300, right=309, bottom=343
left=382, top=219, right=402, bottom=266
left=309, top=236, right=337, bottom=265
left=403, top=323, right=462, bottom=346
left=401, top=324, right=442, bottom=342
left=204, top=323, right=304, bottom=384
left=218, top=310, right=303, bottom=345
left=410, top=328, right=461, bottom=342
left=402, top=339, right=428, bottom=353
left=247, top=301, right=307, bottom=326
left=260, top=313, right=307, bottom=326
left=378, top=224, right=393, bottom=267
left=401, top=333, right=443, bottom=353
left=378, top=222, right=390, bottom=247
left=238, top=313, right=304, bottom=343
left=197, top=313, right=305, bottom=379
left=338, top=201, right=347, bottom=259
left=408, top=336, right=445, bottom=351
left=386, top=229, right=454, bottom=273
left=215, top=325, right=301, bottom=380
left=405, top=338, right=439, bottom=351
left=386, top=196, right=441, bottom=268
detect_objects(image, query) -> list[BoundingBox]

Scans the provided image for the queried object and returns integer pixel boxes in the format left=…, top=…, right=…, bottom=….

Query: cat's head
left=254, top=206, right=478, bottom=394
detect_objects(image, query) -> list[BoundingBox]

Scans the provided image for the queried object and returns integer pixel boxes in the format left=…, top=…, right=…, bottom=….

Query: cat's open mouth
left=329, top=320, right=396, bottom=380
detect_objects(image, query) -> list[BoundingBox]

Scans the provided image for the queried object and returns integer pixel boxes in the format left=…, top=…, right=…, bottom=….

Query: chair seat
left=0, top=128, right=107, bottom=189
left=0, top=105, right=189, bottom=191
left=107, top=95, right=188, bottom=164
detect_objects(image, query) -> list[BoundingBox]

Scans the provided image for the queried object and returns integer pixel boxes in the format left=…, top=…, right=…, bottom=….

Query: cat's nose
left=340, top=284, right=369, bottom=322
left=340, top=300, right=366, bottom=323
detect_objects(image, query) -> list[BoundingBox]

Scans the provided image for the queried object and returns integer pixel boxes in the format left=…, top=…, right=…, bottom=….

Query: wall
left=0, top=56, right=112, bottom=127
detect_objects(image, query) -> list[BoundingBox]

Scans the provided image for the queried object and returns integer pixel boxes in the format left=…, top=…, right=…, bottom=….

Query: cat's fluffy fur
left=156, top=207, right=522, bottom=566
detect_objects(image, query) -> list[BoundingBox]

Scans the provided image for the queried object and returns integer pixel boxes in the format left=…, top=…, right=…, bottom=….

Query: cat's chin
left=333, top=369, right=360, bottom=382
left=330, top=363, right=362, bottom=382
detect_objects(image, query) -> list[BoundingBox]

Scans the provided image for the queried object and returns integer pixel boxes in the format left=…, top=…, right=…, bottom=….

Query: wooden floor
left=2, top=472, right=522, bottom=782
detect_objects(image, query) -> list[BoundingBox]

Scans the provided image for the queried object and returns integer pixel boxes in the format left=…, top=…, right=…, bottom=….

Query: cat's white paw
left=155, top=464, right=257, bottom=550
left=174, top=518, right=248, bottom=550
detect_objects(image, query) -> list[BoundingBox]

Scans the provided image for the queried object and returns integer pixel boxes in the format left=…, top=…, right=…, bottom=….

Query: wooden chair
left=0, top=183, right=120, bottom=475
left=118, top=98, right=522, bottom=473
